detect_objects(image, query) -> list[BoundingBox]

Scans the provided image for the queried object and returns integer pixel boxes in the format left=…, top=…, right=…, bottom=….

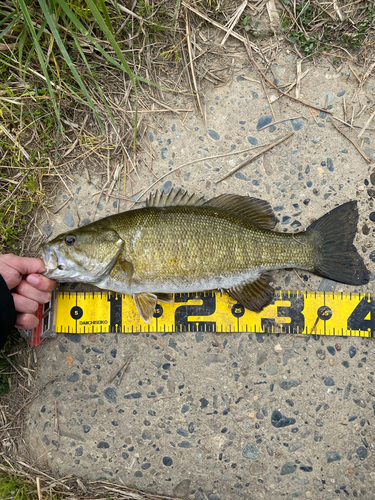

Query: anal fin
left=133, top=292, right=157, bottom=323
left=155, top=293, right=173, bottom=303
left=227, top=272, right=274, bottom=313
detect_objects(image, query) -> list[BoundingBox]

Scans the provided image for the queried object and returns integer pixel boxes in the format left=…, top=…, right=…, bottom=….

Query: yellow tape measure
left=40, top=289, right=375, bottom=337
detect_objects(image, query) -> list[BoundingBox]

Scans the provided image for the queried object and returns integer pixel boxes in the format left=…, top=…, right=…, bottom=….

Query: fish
left=42, top=190, right=370, bottom=323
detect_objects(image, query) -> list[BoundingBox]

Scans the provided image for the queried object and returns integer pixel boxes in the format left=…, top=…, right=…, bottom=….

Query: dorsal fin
left=204, top=194, right=276, bottom=230
left=146, top=189, right=206, bottom=208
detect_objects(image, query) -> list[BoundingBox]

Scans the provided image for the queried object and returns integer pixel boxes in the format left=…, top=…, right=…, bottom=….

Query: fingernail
left=27, top=275, right=39, bottom=286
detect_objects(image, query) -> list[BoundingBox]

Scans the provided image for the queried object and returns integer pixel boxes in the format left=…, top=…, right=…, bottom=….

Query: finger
left=15, top=313, right=39, bottom=330
left=2, top=254, right=46, bottom=276
left=26, top=274, right=57, bottom=292
left=14, top=281, right=51, bottom=304
left=12, top=293, right=39, bottom=315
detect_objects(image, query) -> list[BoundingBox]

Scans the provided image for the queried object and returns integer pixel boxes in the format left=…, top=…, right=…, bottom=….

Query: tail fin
left=306, top=201, right=370, bottom=285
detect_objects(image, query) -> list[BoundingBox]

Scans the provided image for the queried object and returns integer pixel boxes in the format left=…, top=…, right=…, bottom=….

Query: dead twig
left=357, top=109, right=375, bottom=139
left=331, top=122, right=371, bottom=164
left=185, top=10, right=203, bottom=117
left=215, top=132, right=295, bottom=183
left=108, top=357, right=132, bottom=386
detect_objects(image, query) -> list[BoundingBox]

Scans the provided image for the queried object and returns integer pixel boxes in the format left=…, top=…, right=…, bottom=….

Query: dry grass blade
left=220, top=0, right=248, bottom=46
left=331, top=122, right=371, bottom=164
left=215, top=132, right=295, bottom=183
left=0, top=123, right=30, bottom=160
left=357, top=109, right=375, bottom=139
left=185, top=10, right=203, bottom=117
left=182, top=0, right=260, bottom=53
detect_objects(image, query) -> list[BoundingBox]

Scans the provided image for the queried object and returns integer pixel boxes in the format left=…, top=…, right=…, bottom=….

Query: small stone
left=305, top=492, right=312, bottom=499
left=235, top=172, right=250, bottom=181
left=104, top=387, right=117, bottom=403
left=326, top=451, right=341, bottom=463
left=291, top=119, right=304, bottom=131
left=283, top=349, right=294, bottom=366
left=348, top=468, right=354, bottom=474
left=63, top=211, right=75, bottom=227
left=370, top=172, right=375, bottom=185
left=289, top=442, right=302, bottom=453
left=280, top=462, right=297, bottom=475
left=327, top=346, right=335, bottom=356
left=349, top=346, right=357, bottom=358
left=247, top=136, right=258, bottom=145
left=316, top=419, right=324, bottom=427
left=271, top=410, right=296, bottom=428
left=207, top=129, right=220, bottom=140
left=250, top=463, right=263, bottom=475
left=370, top=212, right=375, bottom=222
left=311, top=135, right=321, bottom=144
left=205, top=353, right=226, bottom=367
left=279, top=379, right=301, bottom=390
left=342, top=360, right=349, bottom=368
left=257, top=115, right=273, bottom=130
left=163, top=456, right=173, bottom=466
left=324, top=377, right=335, bottom=386
left=300, top=465, right=313, bottom=472
left=274, top=344, right=282, bottom=352
left=328, top=357, right=334, bottom=366
left=243, top=443, right=259, bottom=460
left=353, top=398, right=366, bottom=408
left=290, top=490, right=301, bottom=498
left=357, top=446, right=368, bottom=459
left=173, top=479, right=191, bottom=498
left=256, top=351, right=267, bottom=365
left=266, top=364, right=278, bottom=375
left=316, top=349, right=326, bottom=360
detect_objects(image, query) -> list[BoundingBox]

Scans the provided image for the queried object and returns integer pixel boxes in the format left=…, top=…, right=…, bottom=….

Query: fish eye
left=65, top=235, right=76, bottom=246
left=58, top=264, right=65, bottom=270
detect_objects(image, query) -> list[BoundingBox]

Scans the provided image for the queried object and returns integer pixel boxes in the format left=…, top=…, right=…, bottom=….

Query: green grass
left=279, top=0, right=375, bottom=57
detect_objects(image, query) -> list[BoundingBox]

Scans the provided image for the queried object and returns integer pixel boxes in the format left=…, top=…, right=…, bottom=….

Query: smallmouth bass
left=42, top=190, right=370, bottom=322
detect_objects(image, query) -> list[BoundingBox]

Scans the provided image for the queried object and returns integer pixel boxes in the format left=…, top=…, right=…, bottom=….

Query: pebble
left=274, top=344, right=282, bottom=352
left=235, top=172, right=250, bottom=181
left=247, top=136, right=258, bottom=145
left=326, top=346, right=335, bottom=356
left=357, top=446, right=368, bottom=460
left=369, top=212, right=375, bottom=222
left=280, top=462, right=297, bottom=475
left=326, top=451, right=341, bottom=463
left=257, top=115, right=273, bottom=129
left=250, top=463, right=263, bottom=475
left=316, top=349, right=326, bottom=360
left=349, top=346, right=357, bottom=358
left=266, top=364, right=278, bottom=375
left=279, top=379, right=301, bottom=390
left=271, top=410, right=296, bottom=428
left=207, top=129, right=220, bottom=140
left=328, top=357, right=334, bottom=366
left=63, top=212, right=75, bottom=227
left=256, top=351, right=267, bottom=365
left=324, top=377, right=335, bottom=386
left=243, top=443, right=259, bottom=460
left=291, top=119, right=304, bottom=131
left=289, top=442, right=302, bottom=453
left=163, top=457, right=173, bottom=466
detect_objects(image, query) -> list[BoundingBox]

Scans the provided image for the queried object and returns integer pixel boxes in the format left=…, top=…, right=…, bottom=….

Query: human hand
left=0, top=254, right=57, bottom=330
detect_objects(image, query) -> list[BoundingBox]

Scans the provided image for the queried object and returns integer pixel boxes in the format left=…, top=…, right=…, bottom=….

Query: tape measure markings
left=49, top=289, right=375, bottom=336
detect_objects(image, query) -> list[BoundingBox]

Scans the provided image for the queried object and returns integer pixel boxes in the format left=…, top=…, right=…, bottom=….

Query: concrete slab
left=25, top=51, right=375, bottom=499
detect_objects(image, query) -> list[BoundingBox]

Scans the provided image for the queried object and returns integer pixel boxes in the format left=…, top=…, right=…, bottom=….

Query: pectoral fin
left=134, top=292, right=158, bottom=323
left=109, top=257, right=134, bottom=287
left=227, top=272, right=274, bottom=313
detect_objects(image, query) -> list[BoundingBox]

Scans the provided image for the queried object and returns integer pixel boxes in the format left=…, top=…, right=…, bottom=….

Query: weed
left=280, top=0, right=375, bottom=57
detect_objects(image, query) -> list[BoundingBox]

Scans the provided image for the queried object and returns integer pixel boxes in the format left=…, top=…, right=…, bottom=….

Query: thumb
left=4, top=255, right=46, bottom=276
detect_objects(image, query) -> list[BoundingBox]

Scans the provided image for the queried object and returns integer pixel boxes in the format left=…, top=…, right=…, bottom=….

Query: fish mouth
left=41, top=243, right=67, bottom=277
